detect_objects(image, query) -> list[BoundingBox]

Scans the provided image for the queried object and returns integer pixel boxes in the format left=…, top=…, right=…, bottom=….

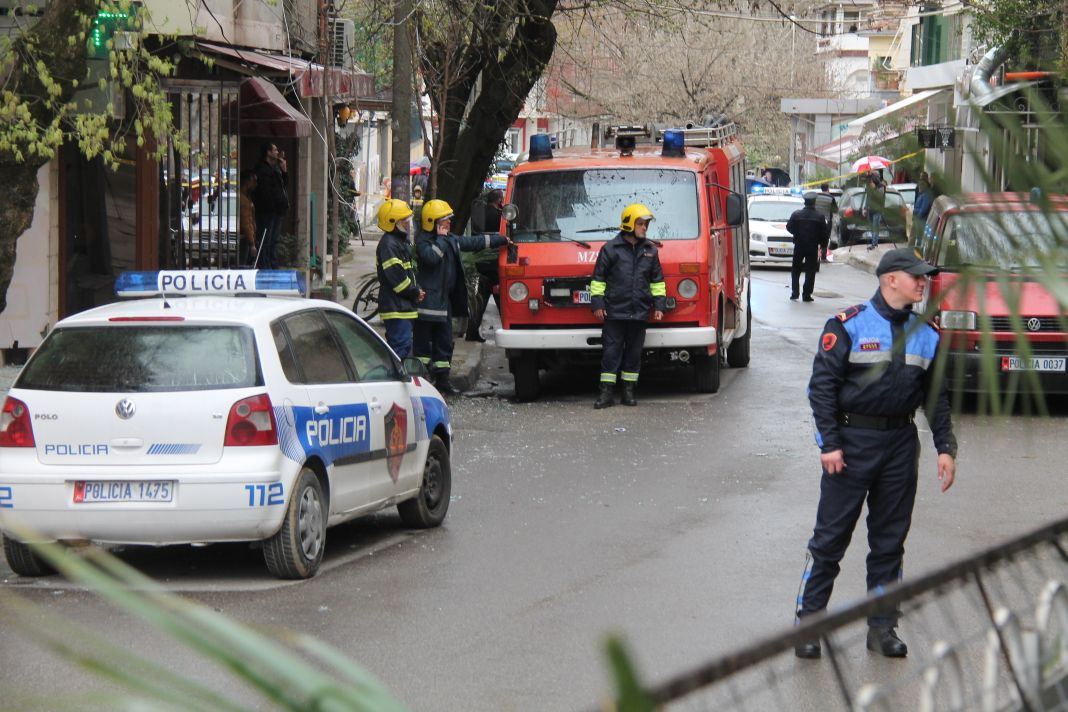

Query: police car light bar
left=115, top=270, right=307, bottom=297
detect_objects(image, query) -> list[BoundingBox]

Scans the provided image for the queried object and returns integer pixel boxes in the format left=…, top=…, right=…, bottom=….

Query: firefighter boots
left=621, top=382, right=637, bottom=406
left=593, top=383, right=615, bottom=409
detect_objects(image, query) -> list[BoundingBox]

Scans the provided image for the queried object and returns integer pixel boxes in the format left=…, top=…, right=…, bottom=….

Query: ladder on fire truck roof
left=604, top=122, right=739, bottom=149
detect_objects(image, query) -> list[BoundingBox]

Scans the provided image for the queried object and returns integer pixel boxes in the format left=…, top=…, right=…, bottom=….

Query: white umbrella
left=851, top=155, right=893, bottom=173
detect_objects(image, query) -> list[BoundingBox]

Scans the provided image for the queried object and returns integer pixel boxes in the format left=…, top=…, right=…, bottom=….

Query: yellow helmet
left=420, top=199, right=454, bottom=232
left=376, top=199, right=413, bottom=232
left=620, top=203, right=655, bottom=232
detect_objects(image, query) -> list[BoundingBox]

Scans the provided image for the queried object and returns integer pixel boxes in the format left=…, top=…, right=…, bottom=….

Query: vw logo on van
left=115, top=399, right=136, bottom=420
left=1027, top=318, right=1042, bottom=332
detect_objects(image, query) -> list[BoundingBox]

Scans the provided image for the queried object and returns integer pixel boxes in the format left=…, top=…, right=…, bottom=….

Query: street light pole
left=790, top=17, right=796, bottom=86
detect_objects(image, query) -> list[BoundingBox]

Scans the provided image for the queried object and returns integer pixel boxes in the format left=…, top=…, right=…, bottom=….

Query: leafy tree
left=969, top=0, right=1063, bottom=72
left=0, top=0, right=181, bottom=315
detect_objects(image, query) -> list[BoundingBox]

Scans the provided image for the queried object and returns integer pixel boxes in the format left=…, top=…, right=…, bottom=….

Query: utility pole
left=321, top=3, right=341, bottom=301
left=390, top=0, right=413, bottom=203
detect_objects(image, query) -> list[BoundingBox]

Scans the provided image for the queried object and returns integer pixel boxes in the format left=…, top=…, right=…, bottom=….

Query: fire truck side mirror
left=725, top=193, right=744, bottom=227
left=503, top=203, right=519, bottom=263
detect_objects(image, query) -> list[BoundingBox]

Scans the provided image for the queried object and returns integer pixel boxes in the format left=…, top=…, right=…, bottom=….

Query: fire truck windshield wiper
left=576, top=226, right=616, bottom=234
left=518, top=227, right=592, bottom=249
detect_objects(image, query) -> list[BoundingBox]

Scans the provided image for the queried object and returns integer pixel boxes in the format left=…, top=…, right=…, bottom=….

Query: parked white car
left=748, top=194, right=804, bottom=265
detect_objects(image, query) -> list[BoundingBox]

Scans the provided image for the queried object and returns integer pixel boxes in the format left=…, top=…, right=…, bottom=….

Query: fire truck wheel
left=513, top=353, right=540, bottom=402
left=694, top=351, right=721, bottom=393
left=726, top=293, right=752, bottom=368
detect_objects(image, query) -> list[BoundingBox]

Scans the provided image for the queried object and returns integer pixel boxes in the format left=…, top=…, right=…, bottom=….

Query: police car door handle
left=314, top=403, right=330, bottom=415
left=368, top=397, right=382, bottom=414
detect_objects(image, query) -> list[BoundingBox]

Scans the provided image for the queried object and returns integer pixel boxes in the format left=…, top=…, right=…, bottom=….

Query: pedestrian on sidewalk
left=414, top=199, right=509, bottom=395
left=375, top=199, right=424, bottom=358
left=910, top=174, right=934, bottom=244
left=813, top=183, right=837, bottom=262
left=793, top=248, right=957, bottom=661
left=590, top=203, right=666, bottom=409
left=465, top=188, right=505, bottom=343
left=863, top=172, right=886, bottom=251
left=251, top=142, right=288, bottom=269
left=786, top=194, right=827, bottom=302
left=238, top=169, right=258, bottom=267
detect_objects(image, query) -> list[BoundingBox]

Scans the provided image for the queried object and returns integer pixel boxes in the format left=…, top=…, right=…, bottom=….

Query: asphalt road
left=5, top=262, right=1068, bottom=711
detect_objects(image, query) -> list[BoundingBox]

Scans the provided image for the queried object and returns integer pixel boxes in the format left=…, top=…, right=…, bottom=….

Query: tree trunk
left=0, top=0, right=96, bottom=315
left=432, top=0, right=559, bottom=232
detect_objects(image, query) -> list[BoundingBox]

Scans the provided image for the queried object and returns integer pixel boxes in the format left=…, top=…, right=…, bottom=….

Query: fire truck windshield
left=510, top=168, right=700, bottom=242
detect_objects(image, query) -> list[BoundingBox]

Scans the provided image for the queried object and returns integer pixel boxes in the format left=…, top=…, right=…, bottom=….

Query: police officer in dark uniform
left=786, top=193, right=829, bottom=302
left=589, top=203, right=666, bottom=409
left=794, top=248, right=957, bottom=660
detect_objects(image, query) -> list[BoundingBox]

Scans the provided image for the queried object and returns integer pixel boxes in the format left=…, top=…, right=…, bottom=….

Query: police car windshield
left=17, top=325, right=260, bottom=392
left=938, top=211, right=1068, bottom=270
left=511, top=168, right=700, bottom=242
left=749, top=201, right=801, bottom=221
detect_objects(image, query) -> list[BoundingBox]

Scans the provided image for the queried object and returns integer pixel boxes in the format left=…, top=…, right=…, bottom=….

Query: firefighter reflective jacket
left=589, top=232, right=667, bottom=320
left=415, top=231, right=507, bottom=322
left=376, top=229, right=421, bottom=320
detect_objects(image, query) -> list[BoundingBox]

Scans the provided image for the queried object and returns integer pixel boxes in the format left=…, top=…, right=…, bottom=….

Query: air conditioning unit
left=328, top=18, right=355, bottom=69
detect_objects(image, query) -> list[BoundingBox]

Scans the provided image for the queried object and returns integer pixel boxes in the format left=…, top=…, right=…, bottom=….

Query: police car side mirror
left=402, top=356, right=431, bottom=380
left=725, top=193, right=744, bottom=227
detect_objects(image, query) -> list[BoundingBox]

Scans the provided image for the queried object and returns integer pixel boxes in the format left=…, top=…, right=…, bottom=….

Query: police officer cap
left=875, top=248, right=939, bottom=277
left=803, top=192, right=817, bottom=206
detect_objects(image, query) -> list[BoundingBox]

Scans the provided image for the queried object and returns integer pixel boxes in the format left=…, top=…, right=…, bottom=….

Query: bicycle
left=351, top=271, right=379, bottom=321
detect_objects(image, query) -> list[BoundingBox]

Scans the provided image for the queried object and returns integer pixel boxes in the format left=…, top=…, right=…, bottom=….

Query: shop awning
left=197, top=40, right=374, bottom=101
left=844, top=89, right=948, bottom=137
left=225, top=77, right=314, bottom=138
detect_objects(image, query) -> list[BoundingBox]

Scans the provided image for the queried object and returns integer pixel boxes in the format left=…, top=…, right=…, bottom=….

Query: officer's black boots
left=621, top=382, right=637, bottom=406
left=866, top=626, right=907, bottom=657
left=794, top=639, right=821, bottom=659
left=594, top=384, right=615, bottom=409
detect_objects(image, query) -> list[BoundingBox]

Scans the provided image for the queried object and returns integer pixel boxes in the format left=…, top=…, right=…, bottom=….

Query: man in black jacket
left=251, top=142, right=288, bottom=269
left=787, top=194, right=829, bottom=302
left=375, top=199, right=424, bottom=357
left=589, top=203, right=666, bottom=409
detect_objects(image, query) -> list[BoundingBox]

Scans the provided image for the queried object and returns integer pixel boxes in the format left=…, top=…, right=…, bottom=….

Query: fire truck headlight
left=939, top=310, right=976, bottom=330
left=508, top=282, right=529, bottom=302
left=677, top=279, right=698, bottom=299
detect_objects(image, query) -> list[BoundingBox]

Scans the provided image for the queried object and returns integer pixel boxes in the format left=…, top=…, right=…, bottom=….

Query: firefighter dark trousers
left=600, top=319, right=647, bottom=384
left=414, top=317, right=454, bottom=377
left=796, top=423, right=920, bottom=628
left=384, top=319, right=414, bottom=359
left=791, top=244, right=820, bottom=298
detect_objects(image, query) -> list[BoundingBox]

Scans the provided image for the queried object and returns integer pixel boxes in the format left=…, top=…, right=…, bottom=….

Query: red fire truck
left=494, top=124, right=751, bottom=401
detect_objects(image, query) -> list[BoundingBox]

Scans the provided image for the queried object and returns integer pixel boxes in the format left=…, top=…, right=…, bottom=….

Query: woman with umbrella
left=852, top=157, right=892, bottom=251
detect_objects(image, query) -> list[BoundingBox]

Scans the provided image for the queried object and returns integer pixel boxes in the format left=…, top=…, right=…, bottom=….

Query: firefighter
left=375, top=199, right=424, bottom=358
left=786, top=193, right=829, bottom=302
left=589, top=203, right=666, bottom=409
left=414, top=199, right=509, bottom=395
left=794, top=248, right=957, bottom=660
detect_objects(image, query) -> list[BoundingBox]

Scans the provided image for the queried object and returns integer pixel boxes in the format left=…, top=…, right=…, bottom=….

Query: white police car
left=0, top=270, right=452, bottom=579
left=748, top=193, right=804, bottom=265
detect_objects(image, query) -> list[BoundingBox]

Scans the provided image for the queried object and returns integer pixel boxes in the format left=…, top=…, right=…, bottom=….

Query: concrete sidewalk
left=830, top=241, right=898, bottom=274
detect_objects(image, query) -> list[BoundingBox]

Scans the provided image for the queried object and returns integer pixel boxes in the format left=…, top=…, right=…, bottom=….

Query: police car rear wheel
left=398, top=435, right=451, bottom=528
left=264, top=468, right=326, bottom=579
left=3, top=534, right=55, bottom=577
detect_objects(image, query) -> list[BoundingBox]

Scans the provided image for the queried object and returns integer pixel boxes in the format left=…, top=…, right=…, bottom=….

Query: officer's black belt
left=837, top=412, right=914, bottom=430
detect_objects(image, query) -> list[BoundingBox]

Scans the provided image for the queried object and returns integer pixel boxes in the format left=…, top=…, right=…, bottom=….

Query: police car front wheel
left=398, top=435, right=451, bottom=528
left=264, top=468, right=327, bottom=579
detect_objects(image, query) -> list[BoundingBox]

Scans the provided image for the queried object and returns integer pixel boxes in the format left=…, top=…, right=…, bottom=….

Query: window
left=279, top=311, right=352, bottom=384
left=18, top=326, right=259, bottom=392
left=511, top=168, right=701, bottom=242
left=323, top=310, right=401, bottom=383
